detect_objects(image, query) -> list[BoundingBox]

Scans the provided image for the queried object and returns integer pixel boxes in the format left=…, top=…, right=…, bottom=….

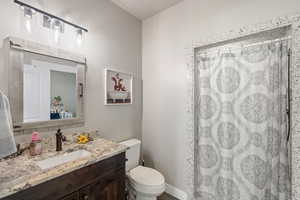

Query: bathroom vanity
left=0, top=132, right=127, bottom=200
left=4, top=153, right=125, bottom=200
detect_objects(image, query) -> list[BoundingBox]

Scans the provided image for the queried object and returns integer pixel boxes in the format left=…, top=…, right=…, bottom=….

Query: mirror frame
left=3, top=37, right=86, bottom=134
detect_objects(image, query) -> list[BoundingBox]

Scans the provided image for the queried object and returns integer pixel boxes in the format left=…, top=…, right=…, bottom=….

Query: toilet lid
left=129, top=166, right=165, bottom=187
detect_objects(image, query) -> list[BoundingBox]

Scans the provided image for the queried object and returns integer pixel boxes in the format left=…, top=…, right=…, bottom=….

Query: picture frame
left=104, top=68, right=133, bottom=105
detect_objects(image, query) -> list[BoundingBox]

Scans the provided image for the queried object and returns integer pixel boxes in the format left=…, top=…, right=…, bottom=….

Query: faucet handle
left=56, top=129, right=67, bottom=141
left=62, top=135, right=67, bottom=142
left=56, top=129, right=63, bottom=137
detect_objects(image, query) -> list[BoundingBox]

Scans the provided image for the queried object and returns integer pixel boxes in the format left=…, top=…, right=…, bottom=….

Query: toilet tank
left=120, top=139, right=141, bottom=172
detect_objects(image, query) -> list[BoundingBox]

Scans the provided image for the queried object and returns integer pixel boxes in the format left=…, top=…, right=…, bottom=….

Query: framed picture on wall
left=105, top=68, right=133, bottom=105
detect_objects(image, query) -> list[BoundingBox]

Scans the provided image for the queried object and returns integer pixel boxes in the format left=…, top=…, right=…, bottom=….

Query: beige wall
left=142, top=0, right=300, bottom=193
left=0, top=0, right=142, bottom=142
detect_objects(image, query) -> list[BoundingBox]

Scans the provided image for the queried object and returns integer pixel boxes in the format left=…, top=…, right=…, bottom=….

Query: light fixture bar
left=14, top=0, right=88, bottom=32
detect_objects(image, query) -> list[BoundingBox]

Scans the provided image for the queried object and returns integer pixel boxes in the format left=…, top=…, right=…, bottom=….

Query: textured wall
left=291, top=20, right=300, bottom=200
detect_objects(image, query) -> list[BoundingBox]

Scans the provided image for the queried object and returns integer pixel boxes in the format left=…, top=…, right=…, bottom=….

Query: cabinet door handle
left=79, top=83, right=84, bottom=97
left=13, top=125, right=22, bottom=129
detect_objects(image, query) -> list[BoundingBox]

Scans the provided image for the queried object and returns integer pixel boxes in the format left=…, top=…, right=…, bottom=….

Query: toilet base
left=127, top=183, right=162, bottom=200
left=135, top=193, right=158, bottom=200
left=129, top=190, right=160, bottom=200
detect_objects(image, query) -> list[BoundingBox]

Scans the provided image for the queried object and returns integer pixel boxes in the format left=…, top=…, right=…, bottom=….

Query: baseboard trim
left=165, top=183, right=188, bottom=200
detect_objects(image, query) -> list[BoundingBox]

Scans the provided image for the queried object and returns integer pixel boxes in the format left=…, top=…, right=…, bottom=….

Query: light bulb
left=51, top=19, right=63, bottom=44
left=76, top=29, right=84, bottom=47
left=22, top=6, right=34, bottom=33
left=54, top=28, right=60, bottom=44
left=25, top=18, right=31, bottom=33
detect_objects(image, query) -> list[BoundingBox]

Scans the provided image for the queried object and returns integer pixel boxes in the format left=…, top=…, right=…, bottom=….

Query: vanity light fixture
left=14, top=0, right=88, bottom=44
left=20, top=6, right=36, bottom=33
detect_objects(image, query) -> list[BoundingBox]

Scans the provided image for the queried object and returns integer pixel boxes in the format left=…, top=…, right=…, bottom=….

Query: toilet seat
left=128, top=166, right=165, bottom=195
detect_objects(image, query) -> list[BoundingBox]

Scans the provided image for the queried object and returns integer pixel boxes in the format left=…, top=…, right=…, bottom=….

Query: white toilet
left=120, top=139, right=165, bottom=200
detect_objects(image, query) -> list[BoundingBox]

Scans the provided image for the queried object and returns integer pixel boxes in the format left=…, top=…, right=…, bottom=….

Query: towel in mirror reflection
left=0, top=91, right=17, bottom=159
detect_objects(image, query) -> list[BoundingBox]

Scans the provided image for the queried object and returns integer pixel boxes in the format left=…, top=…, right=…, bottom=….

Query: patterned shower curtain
left=194, top=40, right=290, bottom=200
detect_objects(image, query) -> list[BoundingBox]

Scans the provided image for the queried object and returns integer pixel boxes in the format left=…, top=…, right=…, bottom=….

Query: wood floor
left=158, top=193, right=179, bottom=200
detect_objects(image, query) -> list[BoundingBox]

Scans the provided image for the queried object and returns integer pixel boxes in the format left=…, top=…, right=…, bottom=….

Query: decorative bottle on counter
left=29, top=132, right=42, bottom=156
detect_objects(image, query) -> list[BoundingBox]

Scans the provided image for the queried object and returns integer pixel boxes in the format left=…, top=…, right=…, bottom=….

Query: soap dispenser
left=29, top=132, right=42, bottom=156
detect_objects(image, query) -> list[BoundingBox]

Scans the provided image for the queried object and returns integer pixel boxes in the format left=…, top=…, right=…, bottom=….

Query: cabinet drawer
left=61, top=193, right=79, bottom=200
left=93, top=169, right=125, bottom=200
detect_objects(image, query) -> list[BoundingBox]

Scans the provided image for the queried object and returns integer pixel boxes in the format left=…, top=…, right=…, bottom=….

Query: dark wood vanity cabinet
left=3, top=153, right=126, bottom=200
left=62, top=168, right=125, bottom=200
left=92, top=170, right=125, bottom=200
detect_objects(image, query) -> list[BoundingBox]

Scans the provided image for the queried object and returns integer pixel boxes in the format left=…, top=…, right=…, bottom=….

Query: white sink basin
left=36, top=150, right=91, bottom=170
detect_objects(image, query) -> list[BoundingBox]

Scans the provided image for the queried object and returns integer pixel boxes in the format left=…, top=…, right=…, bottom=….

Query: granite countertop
left=0, top=129, right=127, bottom=199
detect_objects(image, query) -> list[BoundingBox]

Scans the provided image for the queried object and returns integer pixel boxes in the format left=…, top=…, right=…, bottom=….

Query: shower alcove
left=185, top=14, right=300, bottom=200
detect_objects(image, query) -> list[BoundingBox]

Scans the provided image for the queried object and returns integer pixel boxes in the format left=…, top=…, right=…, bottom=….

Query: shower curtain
left=194, top=40, right=290, bottom=200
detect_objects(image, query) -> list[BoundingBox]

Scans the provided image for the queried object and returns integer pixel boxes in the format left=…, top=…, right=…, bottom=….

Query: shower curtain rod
left=243, top=36, right=292, bottom=48
left=197, top=36, right=292, bottom=55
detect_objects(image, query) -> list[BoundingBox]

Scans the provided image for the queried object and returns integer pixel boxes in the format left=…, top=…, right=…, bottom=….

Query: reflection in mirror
left=50, top=70, right=76, bottom=120
left=23, top=53, right=78, bottom=123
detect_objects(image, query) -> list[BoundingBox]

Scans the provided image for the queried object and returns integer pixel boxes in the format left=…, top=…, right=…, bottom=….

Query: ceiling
left=110, top=0, right=183, bottom=20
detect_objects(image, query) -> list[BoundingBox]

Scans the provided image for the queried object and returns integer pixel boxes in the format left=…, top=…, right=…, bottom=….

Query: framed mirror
left=3, top=37, right=86, bottom=133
